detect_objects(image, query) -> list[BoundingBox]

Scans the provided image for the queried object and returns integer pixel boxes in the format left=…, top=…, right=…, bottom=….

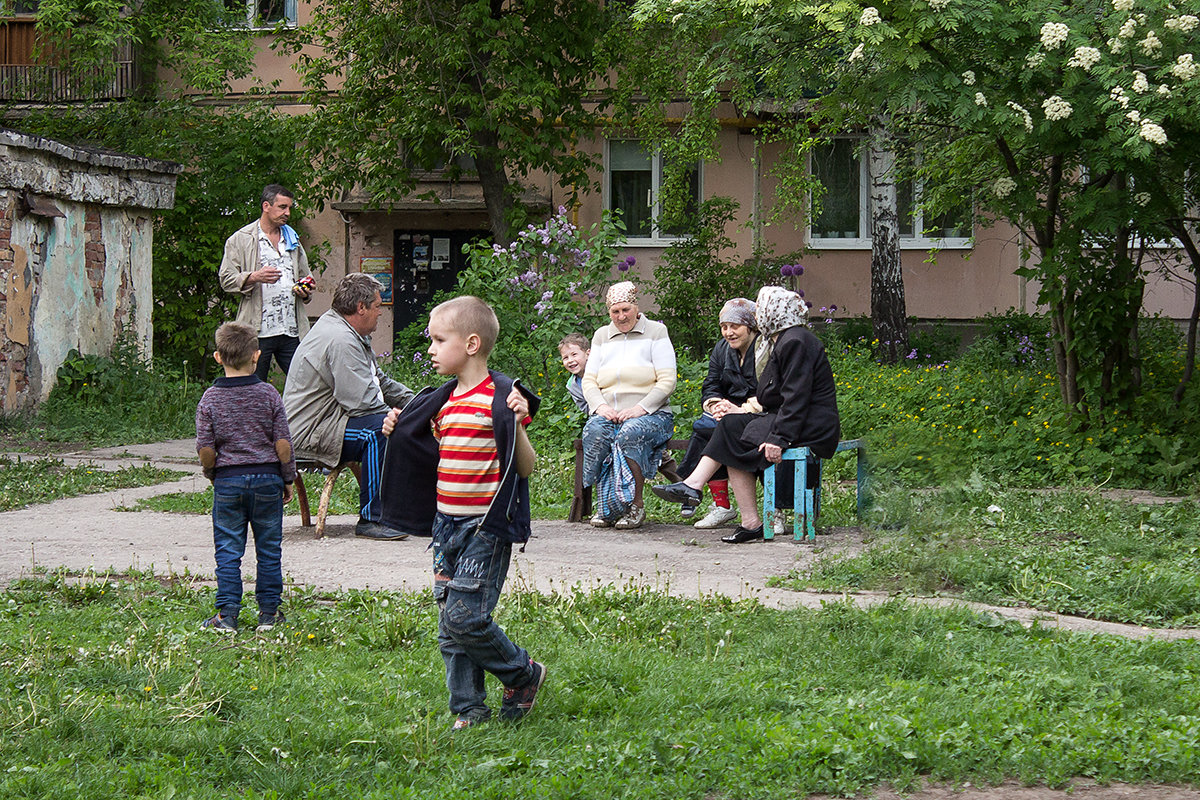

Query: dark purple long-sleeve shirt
left=195, top=375, right=297, bottom=483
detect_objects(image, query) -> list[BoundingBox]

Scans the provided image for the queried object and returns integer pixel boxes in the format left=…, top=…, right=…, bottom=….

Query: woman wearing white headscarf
left=653, top=286, right=840, bottom=543
left=580, top=281, right=677, bottom=529
left=675, top=297, right=760, bottom=530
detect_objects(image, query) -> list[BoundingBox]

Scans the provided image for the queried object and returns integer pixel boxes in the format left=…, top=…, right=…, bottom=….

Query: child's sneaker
left=451, top=709, right=491, bottom=731
left=201, top=610, right=238, bottom=633
left=500, top=660, right=546, bottom=721
left=256, top=610, right=286, bottom=632
left=694, top=505, right=738, bottom=529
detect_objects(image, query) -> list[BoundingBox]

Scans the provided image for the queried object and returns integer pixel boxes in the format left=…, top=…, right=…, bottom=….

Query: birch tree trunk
left=868, top=123, right=908, bottom=364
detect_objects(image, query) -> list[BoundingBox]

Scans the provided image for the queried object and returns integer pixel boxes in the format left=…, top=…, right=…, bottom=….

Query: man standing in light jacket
left=284, top=273, right=415, bottom=540
left=219, top=184, right=314, bottom=381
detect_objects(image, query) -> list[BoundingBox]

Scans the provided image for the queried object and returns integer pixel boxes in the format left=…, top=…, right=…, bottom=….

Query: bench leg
left=315, top=467, right=343, bottom=539
left=762, top=464, right=776, bottom=540
left=570, top=439, right=590, bottom=522
left=295, top=473, right=311, bottom=527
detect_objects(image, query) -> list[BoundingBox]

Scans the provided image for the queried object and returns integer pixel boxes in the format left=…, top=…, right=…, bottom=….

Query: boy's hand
left=506, top=387, right=529, bottom=419
left=382, top=406, right=402, bottom=436
left=283, top=483, right=294, bottom=503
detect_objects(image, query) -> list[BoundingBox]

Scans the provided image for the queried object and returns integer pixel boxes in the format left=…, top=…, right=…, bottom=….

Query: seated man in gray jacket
left=284, top=273, right=414, bottom=540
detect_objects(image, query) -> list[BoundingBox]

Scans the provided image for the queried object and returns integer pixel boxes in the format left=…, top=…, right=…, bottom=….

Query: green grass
left=0, top=457, right=186, bottom=512
left=4, top=569, right=1200, bottom=798
left=774, top=481, right=1200, bottom=627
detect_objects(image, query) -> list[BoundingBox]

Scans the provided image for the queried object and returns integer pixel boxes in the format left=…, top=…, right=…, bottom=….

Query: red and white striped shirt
left=432, top=377, right=501, bottom=515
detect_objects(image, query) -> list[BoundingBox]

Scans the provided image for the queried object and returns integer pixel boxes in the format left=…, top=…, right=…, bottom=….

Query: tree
left=287, top=0, right=623, bottom=244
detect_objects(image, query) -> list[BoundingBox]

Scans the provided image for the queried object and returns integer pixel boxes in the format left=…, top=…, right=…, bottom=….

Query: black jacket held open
left=379, top=371, right=541, bottom=543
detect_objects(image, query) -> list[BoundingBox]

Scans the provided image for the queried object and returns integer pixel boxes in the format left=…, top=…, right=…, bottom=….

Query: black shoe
left=721, top=524, right=764, bottom=544
left=354, top=519, right=409, bottom=540
left=256, top=610, right=286, bottom=632
left=651, top=481, right=702, bottom=505
left=500, top=659, right=547, bottom=721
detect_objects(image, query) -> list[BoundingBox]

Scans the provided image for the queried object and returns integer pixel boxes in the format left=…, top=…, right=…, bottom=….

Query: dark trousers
left=255, top=335, right=300, bottom=381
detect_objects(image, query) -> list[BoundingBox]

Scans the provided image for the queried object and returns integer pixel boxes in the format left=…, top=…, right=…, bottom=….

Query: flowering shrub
left=450, top=208, right=626, bottom=398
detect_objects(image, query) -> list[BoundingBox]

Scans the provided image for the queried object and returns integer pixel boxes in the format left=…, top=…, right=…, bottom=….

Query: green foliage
left=649, top=197, right=786, bottom=359
left=0, top=458, right=183, bottom=512
left=39, top=339, right=205, bottom=446
left=11, top=101, right=313, bottom=373
left=7, top=571, right=1200, bottom=797
left=788, top=482, right=1200, bottom=627
left=289, top=0, right=622, bottom=240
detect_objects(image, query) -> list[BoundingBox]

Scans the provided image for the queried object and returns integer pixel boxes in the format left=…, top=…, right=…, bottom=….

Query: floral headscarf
left=718, top=297, right=757, bottom=330
left=605, top=281, right=638, bottom=307
left=753, top=286, right=807, bottom=377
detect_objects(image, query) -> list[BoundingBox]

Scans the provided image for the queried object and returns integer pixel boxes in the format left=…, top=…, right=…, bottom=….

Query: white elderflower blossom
left=1042, top=95, right=1073, bottom=120
left=1139, top=30, right=1161, bottom=54
left=993, top=177, right=1017, bottom=198
left=1134, top=192, right=1152, bottom=207
left=1139, top=119, right=1167, bottom=145
left=860, top=7, right=881, bottom=26
left=1112, top=0, right=1133, bottom=10
left=849, top=43, right=865, bottom=62
left=1126, top=109, right=1141, bottom=122
left=1108, top=37, right=1124, bottom=54
left=928, top=0, right=951, bottom=9
left=1117, top=18, right=1138, bottom=38
left=1171, top=54, right=1197, bottom=81
left=1157, top=84, right=1172, bottom=96
left=1007, top=101, right=1034, bottom=131
left=1040, top=22, right=1070, bottom=49
left=1109, top=85, right=1130, bottom=108
left=1067, top=46, right=1101, bottom=70
left=1164, top=15, right=1197, bottom=32
left=962, top=70, right=976, bottom=85
left=1132, top=71, right=1149, bottom=93
left=1027, top=51, right=1046, bottom=68
left=975, top=91, right=988, bottom=106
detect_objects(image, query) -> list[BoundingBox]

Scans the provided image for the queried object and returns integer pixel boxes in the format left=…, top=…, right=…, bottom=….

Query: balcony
left=0, top=18, right=142, bottom=102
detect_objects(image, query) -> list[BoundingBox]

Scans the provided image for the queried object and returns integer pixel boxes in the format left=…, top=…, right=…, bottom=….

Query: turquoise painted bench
left=762, top=438, right=867, bottom=542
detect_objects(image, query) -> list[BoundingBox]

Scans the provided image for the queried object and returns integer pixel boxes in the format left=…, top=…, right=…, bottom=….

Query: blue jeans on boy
left=212, top=473, right=285, bottom=615
left=340, top=412, right=387, bottom=522
left=432, top=512, right=535, bottom=718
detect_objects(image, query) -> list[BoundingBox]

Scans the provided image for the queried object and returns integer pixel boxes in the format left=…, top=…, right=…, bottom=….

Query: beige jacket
left=219, top=220, right=313, bottom=337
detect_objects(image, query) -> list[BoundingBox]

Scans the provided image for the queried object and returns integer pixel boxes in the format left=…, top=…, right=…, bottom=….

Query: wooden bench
left=569, top=438, right=691, bottom=522
left=294, top=461, right=363, bottom=539
left=762, top=439, right=867, bottom=542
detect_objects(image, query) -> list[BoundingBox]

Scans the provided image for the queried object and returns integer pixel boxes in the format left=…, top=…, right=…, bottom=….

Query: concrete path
left=2, top=438, right=1197, bottom=642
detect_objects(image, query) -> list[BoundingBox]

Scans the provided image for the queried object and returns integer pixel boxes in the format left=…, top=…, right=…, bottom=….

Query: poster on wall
left=361, top=257, right=394, bottom=304
left=432, top=237, right=451, bottom=270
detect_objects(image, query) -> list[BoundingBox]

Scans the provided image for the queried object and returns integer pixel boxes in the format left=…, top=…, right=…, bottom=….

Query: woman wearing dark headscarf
left=675, top=297, right=759, bottom=529
left=653, top=286, right=840, bottom=543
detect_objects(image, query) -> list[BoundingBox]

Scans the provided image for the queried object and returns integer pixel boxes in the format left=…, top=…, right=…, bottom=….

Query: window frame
left=807, top=137, right=973, bottom=251
left=604, top=138, right=703, bottom=247
left=225, top=0, right=298, bottom=30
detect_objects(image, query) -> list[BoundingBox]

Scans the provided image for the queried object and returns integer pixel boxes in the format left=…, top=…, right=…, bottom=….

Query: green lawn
left=0, top=457, right=186, bottom=512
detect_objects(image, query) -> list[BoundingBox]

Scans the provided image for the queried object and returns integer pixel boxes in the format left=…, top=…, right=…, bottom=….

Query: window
left=606, top=139, right=701, bottom=242
left=225, top=0, right=297, bottom=28
left=809, top=139, right=972, bottom=249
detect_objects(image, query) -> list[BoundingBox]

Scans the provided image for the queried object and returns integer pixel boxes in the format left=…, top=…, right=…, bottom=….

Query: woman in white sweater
left=580, top=281, right=677, bottom=529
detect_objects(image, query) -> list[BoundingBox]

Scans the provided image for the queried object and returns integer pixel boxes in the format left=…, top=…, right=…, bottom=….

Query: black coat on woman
left=678, top=337, right=758, bottom=478
left=703, top=324, right=841, bottom=474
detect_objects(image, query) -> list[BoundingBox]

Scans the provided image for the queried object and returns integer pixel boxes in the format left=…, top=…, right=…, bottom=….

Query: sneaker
left=354, top=519, right=410, bottom=541
left=694, top=505, right=738, bottom=529
left=201, top=610, right=238, bottom=633
left=680, top=502, right=699, bottom=519
left=589, top=513, right=613, bottom=528
left=614, top=504, right=646, bottom=529
left=500, top=660, right=547, bottom=721
left=771, top=511, right=787, bottom=537
left=650, top=481, right=702, bottom=505
left=256, top=610, right=286, bottom=632
left=452, top=709, right=491, bottom=731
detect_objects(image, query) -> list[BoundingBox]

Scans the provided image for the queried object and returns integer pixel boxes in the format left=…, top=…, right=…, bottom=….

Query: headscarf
left=753, top=286, right=807, bottom=377
left=718, top=298, right=757, bottom=330
left=606, top=281, right=638, bottom=308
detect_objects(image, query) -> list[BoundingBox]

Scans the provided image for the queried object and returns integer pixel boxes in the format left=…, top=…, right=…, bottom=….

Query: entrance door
left=392, top=228, right=490, bottom=336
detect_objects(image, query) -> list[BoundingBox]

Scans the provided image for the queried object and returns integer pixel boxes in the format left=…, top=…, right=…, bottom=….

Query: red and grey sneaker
left=499, top=660, right=547, bottom=721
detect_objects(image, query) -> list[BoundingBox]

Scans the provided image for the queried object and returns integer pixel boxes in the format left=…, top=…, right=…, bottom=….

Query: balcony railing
left=0, top=19, right=142, bottom=102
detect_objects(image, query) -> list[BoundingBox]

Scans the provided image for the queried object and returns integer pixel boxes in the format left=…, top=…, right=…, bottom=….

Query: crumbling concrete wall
left=0, top=130, right=179, bottom=412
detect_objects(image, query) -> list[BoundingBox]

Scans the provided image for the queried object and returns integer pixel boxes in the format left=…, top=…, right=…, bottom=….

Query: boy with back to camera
left=195, top=321, right=297, bottom=633
left=380, top=296, right=546, bottom=730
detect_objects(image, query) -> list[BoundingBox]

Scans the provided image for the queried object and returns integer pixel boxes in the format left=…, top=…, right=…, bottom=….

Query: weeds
left=0, top=458, right=185, bottom=512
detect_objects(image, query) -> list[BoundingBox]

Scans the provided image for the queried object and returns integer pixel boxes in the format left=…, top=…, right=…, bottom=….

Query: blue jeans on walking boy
left=432, top=512, right=535, bottom=719
left=212, top=473, right=285, bottom=615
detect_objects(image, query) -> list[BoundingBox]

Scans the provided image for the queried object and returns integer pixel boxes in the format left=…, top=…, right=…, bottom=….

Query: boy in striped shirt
left=383, top=296, right=544, bottom=730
